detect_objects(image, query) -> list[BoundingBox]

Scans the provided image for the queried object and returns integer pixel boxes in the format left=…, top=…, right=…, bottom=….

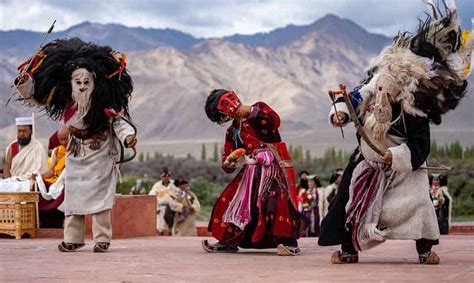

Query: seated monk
left=0, top=117, right=48, bottom=192
left=42, top=127, right=68, bottom=186
left=35, top=126, right=69, bottom=228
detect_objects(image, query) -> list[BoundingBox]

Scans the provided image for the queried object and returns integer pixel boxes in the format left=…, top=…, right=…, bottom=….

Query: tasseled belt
left=68, top=126, right=108, bottom=156
left=223, top=149, right=284, bottom=230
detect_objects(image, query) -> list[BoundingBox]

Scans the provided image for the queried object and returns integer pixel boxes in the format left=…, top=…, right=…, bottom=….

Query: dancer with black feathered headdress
left=319, top=0, right=472, bottom=264
left=11, top=37, right=138, bottom=252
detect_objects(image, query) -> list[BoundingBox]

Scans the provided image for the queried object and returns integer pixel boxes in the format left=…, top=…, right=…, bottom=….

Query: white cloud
left=0, top=0, right=472, bottom=37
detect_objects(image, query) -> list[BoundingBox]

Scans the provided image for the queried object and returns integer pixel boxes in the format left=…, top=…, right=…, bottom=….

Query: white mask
left=71, top=68, right=94, bottom=119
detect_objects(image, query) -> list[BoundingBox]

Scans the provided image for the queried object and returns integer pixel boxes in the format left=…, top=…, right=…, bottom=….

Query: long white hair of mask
left=71, top=68, right=95, bottom=120
left=363, top=72, right=394, bottom=147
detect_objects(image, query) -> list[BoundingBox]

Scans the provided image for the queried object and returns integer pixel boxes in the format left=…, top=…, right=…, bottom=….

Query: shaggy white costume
left=320, top=1, right=472, bottom=264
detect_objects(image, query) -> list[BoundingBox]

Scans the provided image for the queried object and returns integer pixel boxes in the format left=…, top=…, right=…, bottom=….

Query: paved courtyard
left=1, top=235, right=473, bottom=282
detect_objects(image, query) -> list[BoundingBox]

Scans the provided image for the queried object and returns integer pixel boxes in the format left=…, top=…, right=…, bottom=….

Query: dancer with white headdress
left=319, top=0, right=473, bottom=264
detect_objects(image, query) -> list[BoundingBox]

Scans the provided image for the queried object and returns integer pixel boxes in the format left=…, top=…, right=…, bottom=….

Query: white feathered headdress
left=360, top=0, right=473, bottom=127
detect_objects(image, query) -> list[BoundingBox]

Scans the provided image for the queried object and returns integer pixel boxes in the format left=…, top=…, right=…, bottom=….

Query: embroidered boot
left=331, top=251, right=359, bottom=264
left=201, top=240, right=239, bottom=253
left=58, top=242, right=85, bottom=252
left=276, top=244, right=301, bottom=256
left=93, top=242, right=110, bottom=253
left=419, top=251, right=440, bottom=264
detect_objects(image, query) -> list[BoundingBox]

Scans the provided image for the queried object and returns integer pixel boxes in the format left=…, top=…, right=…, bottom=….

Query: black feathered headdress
left=205, top=89, right=232, bottom=124
left=359, top=0, right=473, bottom=125
left=15, top=37, right=133, bottom=133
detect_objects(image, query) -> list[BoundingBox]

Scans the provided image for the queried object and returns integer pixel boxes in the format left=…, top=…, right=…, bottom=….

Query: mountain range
left=0, top=14, right=472, bottom=155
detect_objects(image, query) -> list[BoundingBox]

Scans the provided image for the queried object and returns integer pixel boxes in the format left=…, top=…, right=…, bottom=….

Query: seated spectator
left=33, top=126, right=69, bottom=228
left=148, top=168, right=183, bottom=235
left=42, top=126, right=68, bottom=186
left=0, top=117, right=48, bottom=192
left=129, top=179, right=146, bottom=195
left=172, top=180, right=201, bottom=236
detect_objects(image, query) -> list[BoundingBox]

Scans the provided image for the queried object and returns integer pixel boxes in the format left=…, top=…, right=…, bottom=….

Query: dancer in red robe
left=202, top=89, right=300, bottom=256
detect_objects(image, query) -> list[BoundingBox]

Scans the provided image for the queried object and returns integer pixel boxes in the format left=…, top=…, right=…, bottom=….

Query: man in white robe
left=149, top=168, right=183, bottom=235
left=0, top=117, right=48, bottom=192
left=172, top=181, right=201, bottom=236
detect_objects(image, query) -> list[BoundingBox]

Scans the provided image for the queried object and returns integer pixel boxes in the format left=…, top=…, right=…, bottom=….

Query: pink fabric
left=256, top=150, right=274, bottom=166
left=223, top=158, right=257, bottom=230
left=223, top=150, right=277, bottom=230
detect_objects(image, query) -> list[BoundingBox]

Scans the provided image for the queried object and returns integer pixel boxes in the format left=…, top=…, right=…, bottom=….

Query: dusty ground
left=1, top=235, right=473, bottom=282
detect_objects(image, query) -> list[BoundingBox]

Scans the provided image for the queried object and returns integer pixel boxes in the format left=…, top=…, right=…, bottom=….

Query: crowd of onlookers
left=296, top=169, right=343, bottom=237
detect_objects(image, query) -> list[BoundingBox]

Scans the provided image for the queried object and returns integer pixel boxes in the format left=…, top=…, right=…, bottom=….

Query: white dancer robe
left=58, top=114, right=134, bottom=216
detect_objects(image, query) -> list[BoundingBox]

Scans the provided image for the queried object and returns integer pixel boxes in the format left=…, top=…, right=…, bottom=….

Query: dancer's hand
left=223, top=156, right=244, bottom=169
left=223, top=160, right=238, bottom=169
left=382, top=151, right=392, bottom=165
left=125, top=135, right=137, bottom=148
left=331, top=111, right=348, bottom=126
left=15, top=72, right=30, bottom=85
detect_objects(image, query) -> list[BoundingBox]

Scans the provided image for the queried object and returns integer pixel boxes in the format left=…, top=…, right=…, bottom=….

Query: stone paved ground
left=1, top=235, right=473, bottom=282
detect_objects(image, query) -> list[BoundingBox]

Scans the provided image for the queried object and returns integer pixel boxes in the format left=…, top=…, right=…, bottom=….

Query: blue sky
left=0, top=0, right=472, bottom=37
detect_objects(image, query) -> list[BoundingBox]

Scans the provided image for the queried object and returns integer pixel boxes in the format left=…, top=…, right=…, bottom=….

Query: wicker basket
left=0, top=192, right=38, bottom=239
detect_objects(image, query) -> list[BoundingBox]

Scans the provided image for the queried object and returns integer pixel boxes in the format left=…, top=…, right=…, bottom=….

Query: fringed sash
left=223, top=150, right=278, bottom=230
left=345, top=160, right=394, bottom=251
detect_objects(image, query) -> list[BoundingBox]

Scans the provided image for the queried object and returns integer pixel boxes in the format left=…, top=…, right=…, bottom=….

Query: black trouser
left=319, top=149, right=363, bottom=247
left=416, top=238, right=437, bottom=254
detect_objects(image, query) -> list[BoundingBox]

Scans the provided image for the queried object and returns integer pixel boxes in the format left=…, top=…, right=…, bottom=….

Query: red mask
left=217, top=91, right=241, bottom=116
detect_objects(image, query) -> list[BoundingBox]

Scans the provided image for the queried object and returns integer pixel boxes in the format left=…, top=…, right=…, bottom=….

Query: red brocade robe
left=208, top=102, right=300, bottom=248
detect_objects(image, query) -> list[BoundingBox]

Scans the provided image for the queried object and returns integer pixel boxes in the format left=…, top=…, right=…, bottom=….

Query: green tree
left=305, top=149, right=311, bottom=163
left=212, top=143, right=219, bottom=162
left=452, top=141, right=463, bottom=159
left=138, top=152, right=144, bottom=163
left=201, top=143, right=207, bottom=161
left=431, top=141, right=438, bottom=158
left=336, top=149, right=344, bottom=166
